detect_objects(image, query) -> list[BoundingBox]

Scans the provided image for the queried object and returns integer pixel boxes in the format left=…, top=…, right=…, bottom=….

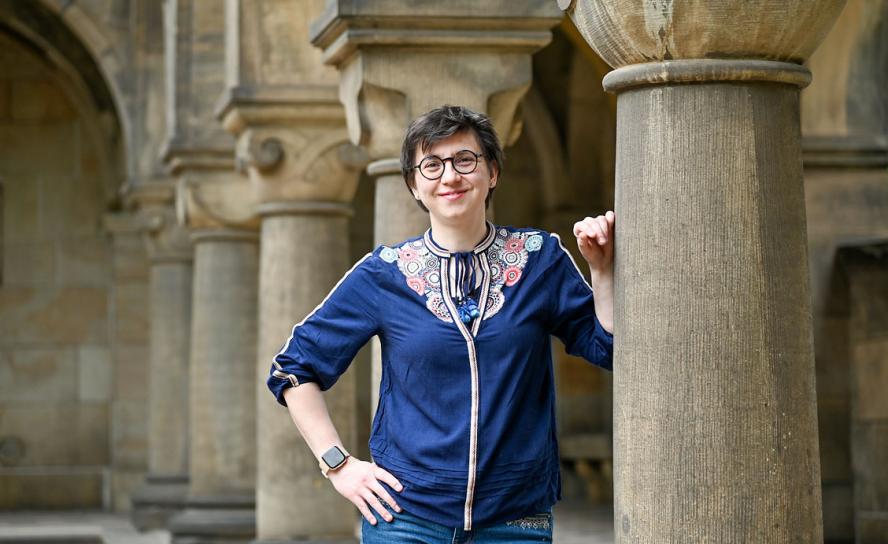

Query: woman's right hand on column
left=327, top=458, right=404, bottom=525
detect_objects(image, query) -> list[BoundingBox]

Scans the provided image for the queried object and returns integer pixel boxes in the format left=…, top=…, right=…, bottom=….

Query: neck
left=429, top=213, right=489, bottom=253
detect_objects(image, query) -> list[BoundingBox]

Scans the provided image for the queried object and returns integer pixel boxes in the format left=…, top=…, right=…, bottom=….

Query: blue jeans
left=361, top=509, right=553, bottom=543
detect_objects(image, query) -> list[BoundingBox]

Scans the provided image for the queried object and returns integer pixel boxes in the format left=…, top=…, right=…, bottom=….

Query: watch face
left=322, top=447, right=346, bottom=469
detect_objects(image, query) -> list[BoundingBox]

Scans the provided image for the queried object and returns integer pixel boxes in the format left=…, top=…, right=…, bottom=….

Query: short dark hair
left=400, top=105, right=504, bottom=212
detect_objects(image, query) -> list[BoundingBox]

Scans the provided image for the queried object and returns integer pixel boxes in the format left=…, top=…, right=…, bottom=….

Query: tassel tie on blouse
left=453, top=251, right=481, bottom=324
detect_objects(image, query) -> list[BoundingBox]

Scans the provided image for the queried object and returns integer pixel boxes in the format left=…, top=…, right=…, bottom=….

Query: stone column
left=129, top=180, right=193, bottom=530
left=161, top=1, right=259, bottom=541
left=166, top=157, right=260, bottom=544
left=217, top=1, right=365, bottom=540
left=311, top=0, right=563, bottom=416
left=561, top=1, right=845, bottom=541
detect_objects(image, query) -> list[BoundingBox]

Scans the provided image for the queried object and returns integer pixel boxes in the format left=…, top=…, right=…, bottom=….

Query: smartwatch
left=319, top=446, right=349, bottom=478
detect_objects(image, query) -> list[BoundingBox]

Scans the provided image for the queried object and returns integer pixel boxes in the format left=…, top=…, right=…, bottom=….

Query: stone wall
left=0, top=31, right=120, bottom=509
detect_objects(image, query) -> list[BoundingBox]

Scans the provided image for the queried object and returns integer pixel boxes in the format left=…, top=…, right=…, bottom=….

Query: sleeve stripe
left=550, top=233, right=594, bottom=292
left=273, top=252, right=375, bottom=362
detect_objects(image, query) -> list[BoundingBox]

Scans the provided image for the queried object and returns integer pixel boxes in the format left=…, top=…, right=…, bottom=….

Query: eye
left=454, top=151, right=477, bottom=168
left=421, top=159, right=443, bottom=173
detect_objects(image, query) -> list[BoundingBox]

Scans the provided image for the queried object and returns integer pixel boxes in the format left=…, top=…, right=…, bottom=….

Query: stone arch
left=0, top=6, right=132, bottom=511
left=2, top=0, right=128, bottom=195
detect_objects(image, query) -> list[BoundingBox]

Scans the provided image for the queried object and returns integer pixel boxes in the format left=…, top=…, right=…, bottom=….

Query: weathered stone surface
left=818, top=396, right=853, bottom=484
left=853, top=340, right=888, bottom=421
left=564, top=0, right=845, bottom=69
left=0, top=287, right=108, bottom=345
left=78, top=346, right=112, bottom=403
left=0, top=348, right=78, bottom=402
left=188, top=232, right=258, bottom=498
left=0, top=81, right=8, bottom=119
left=310, top=1, right=560, bottom=160
left=0, top=471, right=104, bottom=509
left=1, top=242, right=54, bottom=286
left=821, top=482, right=855, bottom=542
left=113, top=284, right=150, bottom=345
left=566, top=2, right=842, bottom=540
left=0, top=403, right=109, bottom=465
left=146, top=260, right=191, bottom=476
left=111, top=468, right=147, bottom=513
left=111, top=400, right=148, bottom=469
left=857, top=512, right=888, bottom=544
left=112, top=345, right=149, bottom=403
left=10, top=80, right=77, bottom=122
left=852, top=421, right=888, bottom=512
left=56, top=238, right=112, bottom=287
left=0, top=170, right=41, bottom=242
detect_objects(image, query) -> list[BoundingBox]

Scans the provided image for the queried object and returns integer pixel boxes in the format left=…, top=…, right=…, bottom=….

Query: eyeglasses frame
left=411, top=149, right=487, bottom=181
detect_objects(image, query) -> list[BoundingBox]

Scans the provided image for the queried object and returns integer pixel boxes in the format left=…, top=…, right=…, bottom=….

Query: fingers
left=361, top=488, right=394, bottom=523
left=370, top=480, right=402, bottom=514
left=574, top=214, right=612, bottom=246
left=352, top=496, right=378, bottom=526
left=374, top=465, right=404, bottom=493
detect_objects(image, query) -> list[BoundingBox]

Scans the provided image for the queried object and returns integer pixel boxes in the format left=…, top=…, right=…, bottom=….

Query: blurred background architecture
left=0, top=1, right=886, bottom=543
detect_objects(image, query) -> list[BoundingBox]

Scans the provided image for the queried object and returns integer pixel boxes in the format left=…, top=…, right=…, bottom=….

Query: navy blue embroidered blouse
left=267, top=223, right=613, bottom=531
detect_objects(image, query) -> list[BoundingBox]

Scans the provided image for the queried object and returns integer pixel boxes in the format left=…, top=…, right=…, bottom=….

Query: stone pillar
left=161, top=1, right=259, bottom=541
left=311, top=0, right=563, bottom=416
left=561, top=1, right=845, bottom=541
left=166, top=159, right=260, bottom=544
left=129, top=180, right=193, bottom=530
left=217, top=0, right=365, bottom=540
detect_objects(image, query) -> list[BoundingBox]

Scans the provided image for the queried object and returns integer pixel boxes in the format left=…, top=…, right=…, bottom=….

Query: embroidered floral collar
left=380, top=225, right=545, bottom=327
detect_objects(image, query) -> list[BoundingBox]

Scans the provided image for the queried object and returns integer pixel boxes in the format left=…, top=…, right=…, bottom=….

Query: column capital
left=215, top=86, right=367, bottom=209
left=310, top=1, right=562, bottom=159
left=123, top=179, right=194, bottom=263
left=163, top=145, right=259, bottom=232
left=561, top=0, right=845, bottom=69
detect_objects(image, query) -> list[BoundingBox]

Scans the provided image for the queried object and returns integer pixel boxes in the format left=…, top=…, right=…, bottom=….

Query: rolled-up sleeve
left=546, top=235, right=614, bottom=371
left=268, top=253, right=381, bottom=405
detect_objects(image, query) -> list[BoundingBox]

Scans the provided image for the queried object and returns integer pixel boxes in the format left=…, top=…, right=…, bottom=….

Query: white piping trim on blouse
left=551, top=233, right=594, bottom=292
left=271, top=252, right=375, bottom=383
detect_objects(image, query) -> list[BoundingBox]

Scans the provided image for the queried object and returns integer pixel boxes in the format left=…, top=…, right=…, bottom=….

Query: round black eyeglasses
left=412, top=150, right=486, bottom=181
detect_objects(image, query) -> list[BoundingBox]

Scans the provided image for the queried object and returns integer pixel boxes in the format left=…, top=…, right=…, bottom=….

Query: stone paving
left=0, top=502, right=614, bottom=543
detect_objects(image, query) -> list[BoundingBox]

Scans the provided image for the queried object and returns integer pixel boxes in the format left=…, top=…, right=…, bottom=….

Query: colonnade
left=128, top=1, right=843, bottom=542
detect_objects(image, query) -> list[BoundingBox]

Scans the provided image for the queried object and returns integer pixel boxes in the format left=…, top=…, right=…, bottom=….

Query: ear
left=489, top=161, right=499, bottom=189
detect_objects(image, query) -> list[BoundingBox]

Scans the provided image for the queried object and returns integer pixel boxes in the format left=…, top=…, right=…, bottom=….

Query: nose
left=440, top=159, right=460, bottom=184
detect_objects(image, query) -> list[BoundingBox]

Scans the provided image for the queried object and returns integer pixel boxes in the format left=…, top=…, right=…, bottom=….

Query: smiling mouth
left=439, top=190, right=467, bottom=200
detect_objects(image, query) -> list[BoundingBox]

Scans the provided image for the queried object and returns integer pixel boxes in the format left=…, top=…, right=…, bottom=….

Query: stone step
left=0, top=525, right=103, bottom=544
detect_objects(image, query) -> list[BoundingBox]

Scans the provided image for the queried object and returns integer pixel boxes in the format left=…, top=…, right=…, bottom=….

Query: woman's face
left=410, top=130, right=498, bottom=226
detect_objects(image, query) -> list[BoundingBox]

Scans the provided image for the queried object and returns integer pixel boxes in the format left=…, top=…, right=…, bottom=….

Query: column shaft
left=170, top=230, right=258, bottom=543
left=611, top=65, right=822, bottom=541
left=149, top=259, right=193, bottom=477
left=189, top=232, right=259, bottom=499
left=131, top=258, right=193, bottom=530
left=255, top=210, right=356, bottom=540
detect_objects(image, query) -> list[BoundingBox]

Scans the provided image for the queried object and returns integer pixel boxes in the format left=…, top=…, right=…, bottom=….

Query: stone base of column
left=130, top=474, right=189, bottom=531
left=169, top=495, right=256, bottom=544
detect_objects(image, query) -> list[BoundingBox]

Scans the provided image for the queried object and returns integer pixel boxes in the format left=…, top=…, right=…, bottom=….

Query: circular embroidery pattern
left=406, top=277, right=425, bottom=295
left=383, top=229, right=543, bottom=324
left=380, top=247, right=398, bottom=263
left=503, top=266, right=522, bottom=286
left=505, top=237, right=525, bottom=252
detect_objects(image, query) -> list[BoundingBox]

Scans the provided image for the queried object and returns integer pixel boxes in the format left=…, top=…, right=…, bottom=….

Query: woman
left=267, top=105, right=615, bottom=543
